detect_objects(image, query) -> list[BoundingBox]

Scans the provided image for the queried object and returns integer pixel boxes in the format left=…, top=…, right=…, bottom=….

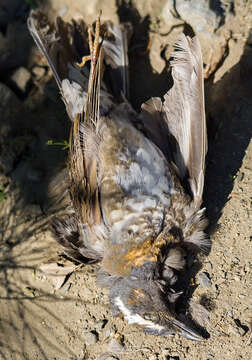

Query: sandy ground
left=0, top=0, right=251, bottom=359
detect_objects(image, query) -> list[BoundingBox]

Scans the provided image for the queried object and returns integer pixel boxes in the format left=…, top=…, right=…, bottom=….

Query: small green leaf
left=46, top=139, right=69, bottom=150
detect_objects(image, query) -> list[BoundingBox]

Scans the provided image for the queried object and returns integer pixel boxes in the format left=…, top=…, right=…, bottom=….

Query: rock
left=237, top=172, right=244, bottom=182
left=58, top=281, right=71, bottom=295
left=107, top=337, right=125, bottom=353
left=198, top=272, right=212, bottom=288
left=94, top=320, right=107, bottom=331
left=11, top=67, right=31, bottom=92
left=161, top=0, right=228, bottom=78
left=162, top=0, right=221, bottom=33
left=104, top=328, right=115, bottom=338
left=32, top=66, right=46, bottom=80
left=149, top=356, right=157, bottom=360
left=84, top=331, right=98, bottom=345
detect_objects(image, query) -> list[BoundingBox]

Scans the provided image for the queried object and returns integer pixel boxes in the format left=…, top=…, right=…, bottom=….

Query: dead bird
left=28, top=10, right=209, bottom=341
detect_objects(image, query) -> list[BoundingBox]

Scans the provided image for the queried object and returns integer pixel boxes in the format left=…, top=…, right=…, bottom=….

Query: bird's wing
left=163, top=34, right=207, bottom=208
left=68, top=13, right=103, bottom=226
left=27, top=11, right=132, bottom=261
left=139, top=35, right=207, bottom=208
left=27, top=10, right=90, bottom=121
left=102, top=22, right=130, bottom=100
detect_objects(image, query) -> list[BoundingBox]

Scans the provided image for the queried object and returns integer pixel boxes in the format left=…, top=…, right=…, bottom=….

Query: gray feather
left=28, top=11, right=89, bottom=121
left=189, top=300, right=210, bottom=327
left=103, top=22, right=130, bottom=99
left=163, top=34, right=207, bottom=208
left=27, top=11, right=61, bottom=88
left=164, top=248, right=186, bottom=270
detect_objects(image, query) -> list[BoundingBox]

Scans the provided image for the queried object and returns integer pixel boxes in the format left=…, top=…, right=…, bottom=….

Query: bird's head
left=109, top=262, right=204, bottom=341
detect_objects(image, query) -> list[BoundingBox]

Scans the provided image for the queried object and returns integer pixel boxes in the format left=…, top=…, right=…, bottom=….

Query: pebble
left=11, top=66, right=31, bottom=92
left=32, top=66, right=46, bottom=79
left=105, top=328, right=115, bottom=338
left=107, top=338, right=124, bottom=353
left=237, top=172, right=244, bottom=182
left=207, top=355, right=214, bottom=359
left=198, top=272, right=212, bottom=288
left=204, top=261, right=213, bottom=273
left=228, top=324, right=245, bottom=337
left=162, top=0, right=221, bottom=33
left=94, top=320, right=106, bottom=331
left=58, top=281, right=71, bottom=295
left=149, top=356, right=157, bottom=360
left=84, top=331, right=98, bottom=345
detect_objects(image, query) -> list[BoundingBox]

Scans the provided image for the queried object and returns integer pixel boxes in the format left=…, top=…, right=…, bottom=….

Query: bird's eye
left=143, top=313, right=159, bottom=322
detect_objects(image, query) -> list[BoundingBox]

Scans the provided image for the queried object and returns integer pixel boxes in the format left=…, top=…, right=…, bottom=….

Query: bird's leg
left=77, top=10, right=101, bottom=68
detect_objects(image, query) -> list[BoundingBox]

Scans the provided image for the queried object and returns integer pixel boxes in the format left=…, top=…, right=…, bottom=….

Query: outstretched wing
left=27, top=11, right=131, bottom=261
left=163, top=34, right=207, bottom=208
left=139, top=34, right=207, bottom=208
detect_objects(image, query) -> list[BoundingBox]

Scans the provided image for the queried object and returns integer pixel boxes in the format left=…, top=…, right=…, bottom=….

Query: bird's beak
left=172, top=318, right=204, bottom=341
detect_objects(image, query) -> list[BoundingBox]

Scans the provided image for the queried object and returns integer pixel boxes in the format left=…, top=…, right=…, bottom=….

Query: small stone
left=207, top=355, right=214, bottom=359
left=237, top=172, right=244, bottom=182
left=228, top=323, right=246, bottom=337
left=198, top=272, right=211, bottom=288
left=84, top=331, right=98, bottom=345
left=149, top=356, right=157, bottom=360
left=32, top=66, right=46, bottom=79
left=107, top=338, right=125, bottom=353
left=238, top=327, right=246, bottom=336
left=105, top=328, right=114, bottom=338
left=58, top=281, right=71, bottom=295
left=228, top=324, right=240, bottom=336
left=204, top=262, right=213, bottom=273
left=94, top=320, right=106, bottom=331
left=104, top=357, right=118, bottom=360
left=162, top=0, right=221, bottom=34
left=11, top=66, right=31, bottom=92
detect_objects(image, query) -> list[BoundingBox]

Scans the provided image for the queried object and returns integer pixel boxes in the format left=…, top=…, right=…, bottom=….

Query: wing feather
left=103, top=22, right=130, bottom=99
left=163, top=34, right=207, bottom=207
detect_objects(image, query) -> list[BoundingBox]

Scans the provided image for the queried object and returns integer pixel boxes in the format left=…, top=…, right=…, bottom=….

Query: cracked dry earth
left=0, top=1, right=251, bottom=359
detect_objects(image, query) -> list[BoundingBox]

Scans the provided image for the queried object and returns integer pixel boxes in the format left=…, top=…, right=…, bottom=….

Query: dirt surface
left=0, top=0, right=251, bottom=359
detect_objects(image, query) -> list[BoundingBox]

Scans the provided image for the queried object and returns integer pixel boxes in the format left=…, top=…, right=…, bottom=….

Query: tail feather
left=52, top=217, right=102, bottom=263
